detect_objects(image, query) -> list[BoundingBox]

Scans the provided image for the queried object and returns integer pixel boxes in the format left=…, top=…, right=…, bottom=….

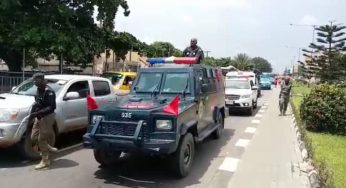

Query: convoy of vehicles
left=0, top=75, right=116, bottom=159
left=83, top=57, right=226, bottom=177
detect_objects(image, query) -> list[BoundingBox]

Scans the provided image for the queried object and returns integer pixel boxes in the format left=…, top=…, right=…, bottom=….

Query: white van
left=224, top=72, right=258, bottom=115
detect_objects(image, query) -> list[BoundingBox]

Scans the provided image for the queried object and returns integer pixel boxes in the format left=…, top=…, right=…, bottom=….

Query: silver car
left=0, top=75, right=116, bottom=158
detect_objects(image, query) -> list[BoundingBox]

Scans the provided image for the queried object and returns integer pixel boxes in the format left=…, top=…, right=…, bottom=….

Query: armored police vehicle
left=83, top=57, right=226, bottom=177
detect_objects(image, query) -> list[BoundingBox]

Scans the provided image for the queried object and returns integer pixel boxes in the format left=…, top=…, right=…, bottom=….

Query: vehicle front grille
left=226, top=95, right=240, bottom=100
left=97, top=121, right=149, bottom=140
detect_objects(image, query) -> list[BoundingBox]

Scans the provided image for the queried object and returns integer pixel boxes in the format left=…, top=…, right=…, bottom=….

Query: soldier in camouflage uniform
left=29, top=73, right=58, bottom=170
left=279, top=77, right=292, bottom=116
left=183, top=38, right=204, bottom=63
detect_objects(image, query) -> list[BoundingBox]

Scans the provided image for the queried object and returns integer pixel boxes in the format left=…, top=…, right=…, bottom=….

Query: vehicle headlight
left=0, top=109, right=19, bottom=122
left=156, top=120, right=173, bottom=131
left=241, top=95, right=251, bottom=99
left=91, top=115, right=104, bottom=124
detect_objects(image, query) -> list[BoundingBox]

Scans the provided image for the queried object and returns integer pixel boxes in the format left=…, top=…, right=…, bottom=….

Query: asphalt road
left=0, top=89, right=291, bottom=188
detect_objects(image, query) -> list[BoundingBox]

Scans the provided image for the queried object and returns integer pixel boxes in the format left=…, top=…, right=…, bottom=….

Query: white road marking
left=218, top=157, right=239, bottom=172
left=259, top=110, right=265, bottom=113
left=245, top=127, right=257, bottom=134
left=251, top=119, right=261, bottom=124
left=235, top=139, right=250, bottom=148
left=255, top=114, right=263, bottom=118
left=262, top=106, right=268, bottom=109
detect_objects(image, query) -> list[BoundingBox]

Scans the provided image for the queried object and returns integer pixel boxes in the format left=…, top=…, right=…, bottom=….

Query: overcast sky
left=113, top=0, right=346, bottom=72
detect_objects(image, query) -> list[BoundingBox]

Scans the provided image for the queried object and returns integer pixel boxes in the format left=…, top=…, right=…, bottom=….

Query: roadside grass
left=291, top=82, right=346, bottom=188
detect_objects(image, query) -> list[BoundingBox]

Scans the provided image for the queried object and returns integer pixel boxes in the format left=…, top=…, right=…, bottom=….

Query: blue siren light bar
left=147, top=58, right=166, bottom=64
left=147, top=57, right=198, bottom=65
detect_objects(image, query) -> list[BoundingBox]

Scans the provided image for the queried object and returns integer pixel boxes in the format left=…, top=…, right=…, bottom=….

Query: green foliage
left=300, top=84, right=346, bottom=134
left=251, top=57, right=272, bottom=73
left=144, top=42, right=182, bottom=58
left=203, top=57, right=232, bottom=67
left=301, top=23, right=346, bottom=83
left=232, top=53, right=253, bottom=70
left=0, top=0, right=130, bottom=71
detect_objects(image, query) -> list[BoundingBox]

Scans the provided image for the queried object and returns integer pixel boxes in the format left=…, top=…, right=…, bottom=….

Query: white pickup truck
left=224, top=78, right=258, bottom=116
left=0, top=75, right=116, bottom=158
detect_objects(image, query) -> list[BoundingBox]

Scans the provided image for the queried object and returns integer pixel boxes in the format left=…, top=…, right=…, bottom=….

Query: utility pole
left=204, top=50, right=211, bottom=57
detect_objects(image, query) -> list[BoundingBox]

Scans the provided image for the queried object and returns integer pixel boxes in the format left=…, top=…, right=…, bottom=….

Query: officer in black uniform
left=29, top=73, right=58, bottom=170
left=183, top=38, right=204, bottom=63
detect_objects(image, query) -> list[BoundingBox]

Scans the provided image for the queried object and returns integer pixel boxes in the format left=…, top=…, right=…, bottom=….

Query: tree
left=231, top=53, right=253, bottom=70
left=144, top=42, right=182, bottom=58
left=0, top=0, right=130, bottom=72
left=203, top=57, right=232, bottom=67
left=302, top=22, right=346, bottom=83
left=251, top=57, right=272, bottom=73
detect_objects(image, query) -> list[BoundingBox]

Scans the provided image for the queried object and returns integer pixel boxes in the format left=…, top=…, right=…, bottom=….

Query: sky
left=112, top=0, right=346, bottom=73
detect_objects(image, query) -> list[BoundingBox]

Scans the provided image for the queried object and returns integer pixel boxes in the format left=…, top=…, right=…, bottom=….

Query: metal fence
left=0, top=72, right=33, bottom=93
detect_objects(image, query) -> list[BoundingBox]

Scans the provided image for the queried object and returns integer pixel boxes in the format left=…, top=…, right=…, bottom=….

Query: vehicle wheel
left=253, top=100, right=258, bottom=109
left=17, top=127, right=56, bottom=160
left=93, top=149, right=121, bottom=167
left=247, top=105, right=254, bottom=116
left=212, top=113, right=224, bottom=139
left=228, top=108, right=232, bottom=116
left=171, top=133, right=195, bottom=177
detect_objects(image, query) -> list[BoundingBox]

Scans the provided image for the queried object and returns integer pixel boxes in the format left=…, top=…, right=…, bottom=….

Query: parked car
left=101, top=72, right=137, bottom=95
left=84, top=58, right=225, bottom=177
left=0, top=75, right=116, bottom=159
left=224, top=77, right=258, bottom=115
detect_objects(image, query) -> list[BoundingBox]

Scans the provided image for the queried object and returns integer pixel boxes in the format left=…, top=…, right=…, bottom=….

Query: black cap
left=33, top=73, right=45, bottom=80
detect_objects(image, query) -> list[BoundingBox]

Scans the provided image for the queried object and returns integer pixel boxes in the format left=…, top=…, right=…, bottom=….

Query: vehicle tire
left=253, top=100, right=258, bottom=109
left=228, top=108, right=232, bottom=116
left=171, top=133, right=195, bottom=177
left=247, top=105, right=254, bottom=116
left=212, top=112, right=224, bottom=139
left=93, top=149, right=121, bottom=167
left=17, top=127, right=56, bottom=160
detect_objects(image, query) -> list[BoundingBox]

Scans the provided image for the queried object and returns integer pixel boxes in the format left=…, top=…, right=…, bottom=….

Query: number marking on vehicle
left=121, top=112, right=132, bottom=118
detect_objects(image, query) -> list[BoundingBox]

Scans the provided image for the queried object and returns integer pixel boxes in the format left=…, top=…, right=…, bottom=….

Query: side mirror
left=252, top=86, right=258, bottom=90
left=64, top=92, right=80, bottom=101
left=11, top=86, right=16, bottom=91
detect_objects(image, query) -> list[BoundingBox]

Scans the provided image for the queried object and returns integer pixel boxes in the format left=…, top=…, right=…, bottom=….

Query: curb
left=292, top=119, right=321, bottom=188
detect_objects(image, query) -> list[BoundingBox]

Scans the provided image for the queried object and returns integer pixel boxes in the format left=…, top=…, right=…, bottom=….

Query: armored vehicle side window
left=162, top=73, right=190, bottom=93
left=135, top=72, right=162, bottom=92
left=66, top=81, right=89, bottom=99
left=93, top=81, right=111, bottom=96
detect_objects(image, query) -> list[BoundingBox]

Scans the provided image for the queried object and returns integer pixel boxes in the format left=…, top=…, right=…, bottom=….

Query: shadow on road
left=0, top=130, right=85, bottom=168
left=229, top=105, right=264, bottom=117
left=49, top=158, right=79, bottom=170
left=93, top=129, right=235, bottom=188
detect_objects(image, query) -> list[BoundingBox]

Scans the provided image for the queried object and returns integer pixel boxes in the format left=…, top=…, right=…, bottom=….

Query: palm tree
left=231, top=53, right=253, bottom=70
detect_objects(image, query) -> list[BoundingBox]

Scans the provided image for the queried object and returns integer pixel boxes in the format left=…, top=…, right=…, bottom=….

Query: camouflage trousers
left=30, top=113, right=55, bottom=158
left=279, top=95, right=290, bottom=114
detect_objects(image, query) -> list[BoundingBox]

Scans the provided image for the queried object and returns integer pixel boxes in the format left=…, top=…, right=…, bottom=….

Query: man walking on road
left=183, top=38, right=204, bottom=63
left=29, top=73, right=58, bottom=170
left=279, top=76, right=292, bottom=116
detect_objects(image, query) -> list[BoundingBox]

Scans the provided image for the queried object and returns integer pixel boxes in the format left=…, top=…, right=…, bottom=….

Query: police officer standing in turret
left=29, top=73, right=58, bottom=170
left=183, top=38, right=204, bottom=63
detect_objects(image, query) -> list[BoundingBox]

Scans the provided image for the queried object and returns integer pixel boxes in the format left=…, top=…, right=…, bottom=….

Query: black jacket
left=31, top=86, right=56, bottom=117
